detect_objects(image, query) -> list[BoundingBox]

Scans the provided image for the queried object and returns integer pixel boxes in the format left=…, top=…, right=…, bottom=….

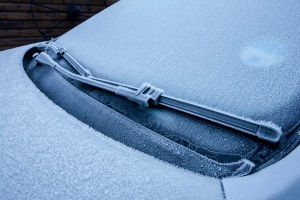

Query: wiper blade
left=34, top=41, right=283, bottom=143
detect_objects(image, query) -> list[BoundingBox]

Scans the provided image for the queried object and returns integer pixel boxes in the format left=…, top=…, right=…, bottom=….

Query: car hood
left=0, top=45, right=223, bottom=199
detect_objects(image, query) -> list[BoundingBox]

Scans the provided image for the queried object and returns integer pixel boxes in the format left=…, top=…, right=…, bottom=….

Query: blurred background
left=0, top=0, right=117, bottom=51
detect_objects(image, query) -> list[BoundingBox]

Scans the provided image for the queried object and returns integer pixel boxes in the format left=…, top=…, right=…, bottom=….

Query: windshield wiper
left=33, top=41, right=283, bottom=143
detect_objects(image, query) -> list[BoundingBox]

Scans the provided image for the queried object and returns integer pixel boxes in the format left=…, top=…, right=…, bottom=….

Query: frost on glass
left=240, top=39, right=288, bottom=69
left=58, top=0, right=300, bottom=134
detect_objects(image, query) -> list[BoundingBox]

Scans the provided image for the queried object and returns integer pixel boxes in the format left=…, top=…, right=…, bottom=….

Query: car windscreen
left=57, top=0, right=300, bottom=133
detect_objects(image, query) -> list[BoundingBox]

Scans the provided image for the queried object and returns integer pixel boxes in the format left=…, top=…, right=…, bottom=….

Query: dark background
left=0, top=0, right=117, bottom=51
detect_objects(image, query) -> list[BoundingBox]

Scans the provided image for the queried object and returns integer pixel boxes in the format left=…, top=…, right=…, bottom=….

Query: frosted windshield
left=58, top=0, right=300, bottom=131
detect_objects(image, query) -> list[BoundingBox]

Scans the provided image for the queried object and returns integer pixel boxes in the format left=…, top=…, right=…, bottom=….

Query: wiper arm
left=34, top=41, right=283, bottom=143
left=37, top=41, right=92, bottom=77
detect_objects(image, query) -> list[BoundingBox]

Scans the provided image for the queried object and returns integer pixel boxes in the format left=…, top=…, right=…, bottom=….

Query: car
left=1, top=0, right=300, bottom=199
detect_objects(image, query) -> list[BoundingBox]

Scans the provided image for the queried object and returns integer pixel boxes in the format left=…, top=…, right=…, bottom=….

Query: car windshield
left=57, top=0, right=300, bottom=132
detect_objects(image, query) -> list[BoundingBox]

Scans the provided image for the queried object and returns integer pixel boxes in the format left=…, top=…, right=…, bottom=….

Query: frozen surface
left=0, top=46, right=223, bottom=199
left=223, top=138, right=300, bottom=200
left=58, top=0, right=300, bottom=132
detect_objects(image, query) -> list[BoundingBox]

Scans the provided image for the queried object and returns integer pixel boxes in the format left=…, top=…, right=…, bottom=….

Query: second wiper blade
left=34, top=42, right=283, bottom=143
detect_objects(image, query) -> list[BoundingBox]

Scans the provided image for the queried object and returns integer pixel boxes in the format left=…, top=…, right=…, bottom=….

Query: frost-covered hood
left=57, top=0, right=300, bottom=132
left=0, top=45, right=223, bottom=200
